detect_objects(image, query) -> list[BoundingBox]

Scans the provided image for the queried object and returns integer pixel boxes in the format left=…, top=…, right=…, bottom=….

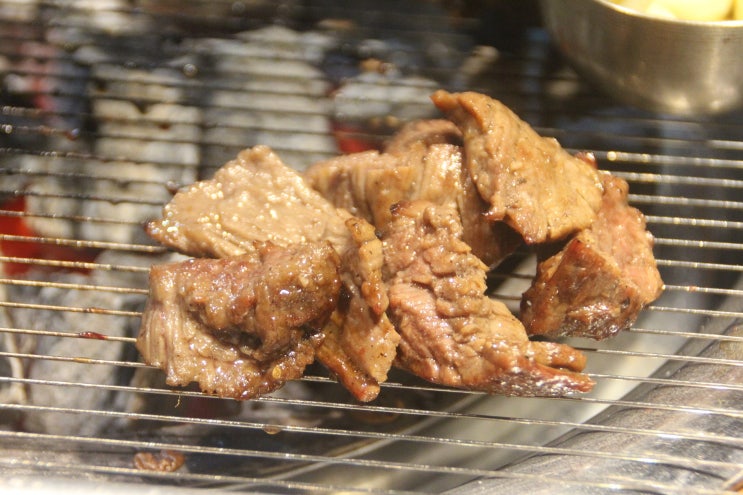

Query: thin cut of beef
left=136, top=241, right=341, bottom=399
left=316, top=216, right=399, bottom=402
left=431, top=90, right=604, bottom=245
left=521, top=173, right=664, bottom=339
left=144, top=146, right=398, bottom=401
left=388, top=122, right=522, bottom=267
left=305, top=123, right=521, bottom=267
left=146, top=146, right=352, bottom=258
left=304, top=150, right=404, bottom=228
left=382, top=200, right=593, bottom=396
left=383, top=118, right=462, bottom=154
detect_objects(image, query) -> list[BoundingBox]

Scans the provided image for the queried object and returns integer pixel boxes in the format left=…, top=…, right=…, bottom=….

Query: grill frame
left=1, top=1, right=742, bottom=493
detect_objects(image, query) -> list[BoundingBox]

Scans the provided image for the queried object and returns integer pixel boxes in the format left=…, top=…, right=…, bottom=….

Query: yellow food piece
left=611, top=0, right=735, bottom=20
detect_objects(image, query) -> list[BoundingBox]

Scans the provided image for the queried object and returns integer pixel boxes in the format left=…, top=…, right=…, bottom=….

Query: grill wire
left=1, top=1, right=742, bottom=494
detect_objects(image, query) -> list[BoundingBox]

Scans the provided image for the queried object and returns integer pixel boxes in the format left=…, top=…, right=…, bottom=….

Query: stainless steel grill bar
left=3, top=374, right=743, bottom=445
left=0, top=256, right=151, bottom=271
left=0, top=189, right=169, bottom=208
left=0, top=327, right=138, bottom=342
left=631, top=195, right=743, bottom=208
left=0, top=209, right=154, bottom=229
left=3, top=346, right=743, bottom=419
left=0, top=234, right=164, bottom=254
left=0, top=278, right=149, bottom=294
left=0, top=433, right=738, bottom=495
left=0, top=301, right=140, bottom=317
left=629, top=325, right=743, bottom=340
left=656, top=259, right=743, bottom=271
left=2, top=330, right=743, bottom=392
left=1, top=163, right=196, bottom=188
left=2, top=400, right=742, bottom=474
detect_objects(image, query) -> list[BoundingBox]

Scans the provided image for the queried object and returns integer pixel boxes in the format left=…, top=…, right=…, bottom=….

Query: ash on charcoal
left=188, top=26, right=338, bottom=172
left=333, top=71, right=440, bottom=125
left=0, top=280, right=30, bottom=429
left=0, top=251, right=179, bottom=436
left=43, top=0, right=154, bottom=36
left=0, top=0, right=39, bottom=21
left=80, top=64, right=201, bottom=244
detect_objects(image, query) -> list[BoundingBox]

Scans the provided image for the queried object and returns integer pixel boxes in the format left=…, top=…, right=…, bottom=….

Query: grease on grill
left=133, top=449, right=186, bottom=472
left=77, top=331, right=108, bottom=340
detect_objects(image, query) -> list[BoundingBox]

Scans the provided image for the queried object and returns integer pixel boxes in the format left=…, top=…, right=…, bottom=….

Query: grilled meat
left=144, top=145, right=398, bottom=401
left=305, top=123, right=521, bottom=267
left=316, top=216, right=399, bottom=402
left=304, top=150, right=402, bottom=227
left=431, top=90, right=604, bottom=245
left=521, top=173, right=664, bottom=339
left=146, top=146, right=352, bottom=258
left=382, top=200, right=593, bottom=396
left=138, top=90, right=663, bottom=402
left=383, top=118, right=462, bottom=153
left=136, top=242, right=341, bottom=399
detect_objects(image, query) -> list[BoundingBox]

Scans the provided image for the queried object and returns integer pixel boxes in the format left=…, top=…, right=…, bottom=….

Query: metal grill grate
left=1, top=1, right=742, bottom=494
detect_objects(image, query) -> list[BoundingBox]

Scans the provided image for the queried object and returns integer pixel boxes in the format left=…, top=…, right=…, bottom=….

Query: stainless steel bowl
left=539, top=0, right=743, bottom=115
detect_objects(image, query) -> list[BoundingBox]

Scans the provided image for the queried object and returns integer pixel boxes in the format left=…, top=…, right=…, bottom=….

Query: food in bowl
left=540, top=0, right=743, bottom=115
left=610, top=0, right=742, bottom=20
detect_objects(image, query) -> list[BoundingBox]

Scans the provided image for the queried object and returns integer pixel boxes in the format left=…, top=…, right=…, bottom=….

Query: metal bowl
left=539, top=0, right=743, bottom=115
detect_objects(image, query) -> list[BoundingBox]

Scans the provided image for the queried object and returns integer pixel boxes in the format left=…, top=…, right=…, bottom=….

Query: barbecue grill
left=1, top=1, right=742, bottom=494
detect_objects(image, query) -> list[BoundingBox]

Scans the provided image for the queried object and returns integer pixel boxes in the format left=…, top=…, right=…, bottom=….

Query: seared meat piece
left=521, top=174, right=664, bottom=340
left=431, top=90, right=604, bottom=244
left=306, top=146, right=473, bottom=230
left=388, top=122, right=522, bottom=267
left=146, top=146, right=398, bottom=401
left=382, top=200, right=593, bottom=396
left=317, top=216, right=399, bottom=402
left=146, top=146, right=351, bottom=258
left=383, top=119, right=462, bottom=153
left=304, top=150, right=401, bottom=227
left=305, top=125, right=521, bottom=266
left=136, top=242, right=342, bottom=399
left=325, top=218, right=397, bottom=402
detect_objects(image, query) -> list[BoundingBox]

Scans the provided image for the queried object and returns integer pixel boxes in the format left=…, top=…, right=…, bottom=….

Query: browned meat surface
left=144, top=146, right=398, bottom=402
left=305, top=145, right=466, bottom=230
left=389, top=124, right=522, bottom=267
left=136, top=242, right=341, bottom=399
left=521, top=173, right=664, bottom=339
left=317, top=216, right=399, bottom=402
left=304, top=150, right=403, bottom=227
left=305, top=125, right=521, bottom=267
left=146, top=145, right=352, bottom=258
left=383, top=118, right=462, bottom=153
left=382, top=200, right=593, bottom=396
left=431, top=90, right=604, bottom=245
left=136, top=91, right=662, bottom=402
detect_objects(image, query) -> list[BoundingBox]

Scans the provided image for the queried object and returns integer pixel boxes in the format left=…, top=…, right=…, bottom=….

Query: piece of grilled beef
left=431, top=90, right=604, bottom=245
left=146, top=146, right=352, bottom=258
left=521, top=173, right=664, bottom=340
left=382, top=200, right=593, bottom=396
left=136, top=242, right=341, bottom=399
left=383, top=118, right=462, bottom=153
left=305, top=122, right=521, bottom=267
left=145, top=146, right=398, bottom=401
left=316, top=216, right=399, bottom=402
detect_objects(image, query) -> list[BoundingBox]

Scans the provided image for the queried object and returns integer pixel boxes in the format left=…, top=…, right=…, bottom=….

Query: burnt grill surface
left=1, top=1, right=742, bottom=494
